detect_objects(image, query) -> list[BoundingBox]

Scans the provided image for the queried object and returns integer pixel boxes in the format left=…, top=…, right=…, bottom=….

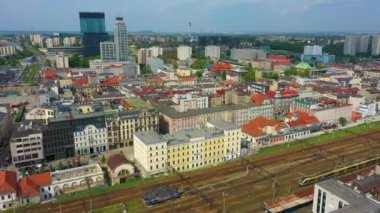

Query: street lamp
left=222, top=192, right=227, bottom=213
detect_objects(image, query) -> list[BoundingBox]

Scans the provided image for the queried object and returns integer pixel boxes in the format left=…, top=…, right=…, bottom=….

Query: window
left=338, top=201, right=343, bottom=209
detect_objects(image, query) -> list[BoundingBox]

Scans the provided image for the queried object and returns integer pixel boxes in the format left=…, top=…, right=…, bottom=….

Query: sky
left=1, top=0, right=380, bottom=33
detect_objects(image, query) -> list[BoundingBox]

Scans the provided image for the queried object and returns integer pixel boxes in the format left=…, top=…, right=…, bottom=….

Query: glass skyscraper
left=79, top=12, right=108, bottom=57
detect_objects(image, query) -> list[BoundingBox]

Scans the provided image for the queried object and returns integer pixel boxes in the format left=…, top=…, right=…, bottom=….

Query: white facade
left=358, top=102, right=376, bottom=117
left=357, top=35, right=369, bottom=53
left=10, top=131, right=44, bottom=167
left=52, top=37, right=60, bottom=47
left=313, top=181, right=350, bottom=213
left=74, top=124, right=108, bottom=156
left=63, top=37, right=70, bottom=47
left=172, top=94, right=209, bottom=112
left=114, top=17, right=128, bottom=61
left=205, top=45, right=221, bottom=59
left=177, top=46, right=192, bottom=61
left=55, top=52, right=69, bottom=68
left=31, top=34, right=44, bottom=47
left=372, top=34, right=380, bottom=56
left=343, top=35, right=358, bottom=56
left=0, top=192, right=17, bottom=210
left=39, top=185, right=55, bottom=201
left=51, top=164, right=104, bottom=195
left=45, top=38, right=53, bottom=48
left=149, top=46, right=163, bottom=58
left=0, top=46, right=17, bottom=56
left=303, top=45, right=323, bottom=55
left=133, top=132, right=168, bottom=176
left=100, top=42, right=117, bottom=61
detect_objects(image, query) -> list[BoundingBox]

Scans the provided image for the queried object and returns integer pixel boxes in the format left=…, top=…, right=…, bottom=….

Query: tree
left=221, top=71, right=227, bottom=80
left=338, top=117, right=348, bottom=127
left=244, top=64, right=256, bottom=82
left=195, top=71, right=203, bottom=78
left=101, top=155, right=106, bottom=165
left=140, top=65, right=152, bottom=74
left=69, top=53, right=81, bottom=67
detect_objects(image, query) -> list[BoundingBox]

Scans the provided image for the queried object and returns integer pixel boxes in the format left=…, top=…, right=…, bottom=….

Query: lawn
left=57, top=175, right=174, bottom=203
left=21, top=63, right=41, bottom=84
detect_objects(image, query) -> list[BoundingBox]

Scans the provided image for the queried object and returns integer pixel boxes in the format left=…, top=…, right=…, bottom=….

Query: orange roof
left=0, top=171, right=17, bottom=195
left=250, top=93, right=271, bottom=106
left=101, top=76, right=120, bottom=85
left=242, top=116, right=280, bottom=137
left=72, top=77, right=89, bottom=86
left=19, top=172, right=51, bottom=198
left=211, top=62, right=232, bottom=72
left=285, top=111, right=319, bottom=127
left=178, top=76, right=197, bottom=81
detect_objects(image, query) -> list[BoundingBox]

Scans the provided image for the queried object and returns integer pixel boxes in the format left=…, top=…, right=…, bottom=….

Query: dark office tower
left=79, top=12, right=108, bottom=57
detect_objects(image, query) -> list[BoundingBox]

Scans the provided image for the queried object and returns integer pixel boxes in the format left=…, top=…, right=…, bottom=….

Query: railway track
left=23, top=129, right=380, bottom=213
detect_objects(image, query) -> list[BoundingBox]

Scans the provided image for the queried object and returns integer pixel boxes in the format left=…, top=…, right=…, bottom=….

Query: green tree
left=244, top=64, right=256, bottom=82
left=101, top=155, right=106, bottom=164
left=195, top=71, right=203, bottom=78
left=69, top=53, right=81, bottom=67
left=140, top=65, right=152, bottom=74
left=338, top=117, right=348, bottom=127
left=221, top=71, right=227, bottom=80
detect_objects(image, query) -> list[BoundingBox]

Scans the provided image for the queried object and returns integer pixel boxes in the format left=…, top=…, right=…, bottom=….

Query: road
left=17, top=127, right=380, bottom=213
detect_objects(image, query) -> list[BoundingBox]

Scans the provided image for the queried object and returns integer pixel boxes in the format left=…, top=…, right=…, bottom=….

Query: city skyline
left=1, top=0, right=380, bottom=33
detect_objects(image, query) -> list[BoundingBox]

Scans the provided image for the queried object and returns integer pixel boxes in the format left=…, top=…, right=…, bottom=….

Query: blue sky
left=1, top=0, right=379, bottom=33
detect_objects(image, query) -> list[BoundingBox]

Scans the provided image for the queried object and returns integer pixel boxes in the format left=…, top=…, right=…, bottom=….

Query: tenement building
left=134, top=120, right=241, bottom=177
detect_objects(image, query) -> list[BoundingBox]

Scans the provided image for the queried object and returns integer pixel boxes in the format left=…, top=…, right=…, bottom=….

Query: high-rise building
left=53, top=37, right=60, bottom=47
left=114, top=17, right=128, bottom=61
left=45, top=38, right=53, bottom=48
left=303, top=45, right=322, bottom=55
left=205, top=45, right=221, bottom=59
left=63, top=37, right=70, bottom=47
left=79, top=12, right=108, bottom=57
left=55, top=52, right=69, bottom=68
left=343, top=35, right=358, bottom=56
left=177, top=45, right=192, bottom=61
left=357, top=35, right=370, bottom=53
left=31, top=34, right=44, bottom=47
left=69, top=37, right=76, bottom=45
left=372, top=34, right=380, bottom=56
left=231, top=48, right=266, bottom=60
left=149, top=46, right=163, bottom=58
left=137, top=48, right=151, bottom=65
left=100, top=42, right=117, bottom=61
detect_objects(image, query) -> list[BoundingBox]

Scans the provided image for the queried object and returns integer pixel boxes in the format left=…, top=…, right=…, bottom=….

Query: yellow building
left=134, top=120, right=241, bottom=177
left=59, top=79, right=72, bottom=87
left=176, top=68, right=192, bottom=77
left=77, top=105, right=94, bottom=114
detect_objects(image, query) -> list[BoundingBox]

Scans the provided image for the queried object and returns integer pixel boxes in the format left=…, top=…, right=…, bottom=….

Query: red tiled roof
left=72, top=77, right=89, bottom=86
left=106, top=154, right=129, bottom=171
left=178, top=76, right=197, bottom=81
left=242, top=116, right=280, bottom=137
left=211, top=62, right=232, bottom=72
left=42, top=69, right=58, bottom=80
left=266, top=89, right=299, bottom=98
left=250, top=93, right=271, bottom=106
left=285, top=111, right=319, bottom=127
left=101, top=76, right=120, bottom=85
left=19, top=172, right=52, bottom=198
left=0, top=171, right=17, bottom=195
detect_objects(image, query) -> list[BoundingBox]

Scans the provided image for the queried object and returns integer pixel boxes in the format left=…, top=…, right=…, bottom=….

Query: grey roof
left=157, top=103, right=257, bottom=119
left=134, top=131, right=167, bottom=145
left=318, top=179, right=380, bottom=213
left=207, top=120, right=239, bottom=131
left=135, top=128, right=224, bottom=146
left=11, top=129, right=41, bottom=139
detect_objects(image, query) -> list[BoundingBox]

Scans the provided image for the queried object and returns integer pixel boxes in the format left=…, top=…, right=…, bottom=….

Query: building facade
left=134, top=120, right=240, bottom=177
left=205, top=45, right=221, bottom=59
left=343, top=35, right=358, bottom=56
left=79, top=12, right=108, bottom=57
left=106, top=108, right=159, bottom=149
left=114, top=17, right=128, bottom=61
left=177, top=46, right=192, bottom=61
left=10, top=126, right=44, bottom=168
left=372, top=34, right=380, bottom=56
left=100, top=42, right=116, bottom=61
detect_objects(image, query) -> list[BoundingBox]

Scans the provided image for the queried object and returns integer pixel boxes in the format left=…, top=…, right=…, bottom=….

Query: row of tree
left=284, top=67, right=311, bottom=77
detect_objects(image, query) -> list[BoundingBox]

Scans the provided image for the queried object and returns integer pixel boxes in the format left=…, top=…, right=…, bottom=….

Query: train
left=299, top=156, right=380, bottom=186
left=144, top=185, right=183, bottom=206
